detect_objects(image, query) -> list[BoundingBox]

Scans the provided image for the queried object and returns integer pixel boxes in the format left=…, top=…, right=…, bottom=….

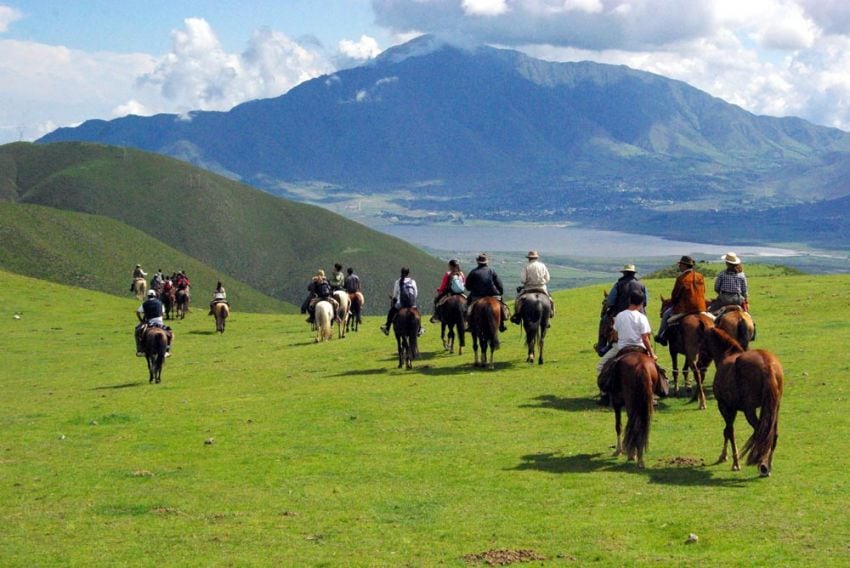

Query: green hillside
left=2, top=269, right=849, bottom=565
left=0, top=202, right=290, bottom=313
left=0, top=142, right=446, bottom=306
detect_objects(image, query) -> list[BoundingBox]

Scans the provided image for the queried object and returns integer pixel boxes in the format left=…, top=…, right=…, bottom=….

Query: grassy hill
left=0, top=142, right=446, bottom=306
left=2, top=269, right=848, bottom=565
left=0, top=202, right=290, bottom=313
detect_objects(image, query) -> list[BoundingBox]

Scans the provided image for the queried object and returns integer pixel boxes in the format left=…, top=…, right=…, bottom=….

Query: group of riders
left=595, top=252, right=752, bottom=405
left=301, top=263, right=363, bottom=325
left=131, top=264, right=231, bottom=358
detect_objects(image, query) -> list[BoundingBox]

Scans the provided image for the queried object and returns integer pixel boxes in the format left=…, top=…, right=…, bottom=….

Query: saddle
left=597, top=346, right=647, bottom=393
left=668, top=311, right=714, bottom=326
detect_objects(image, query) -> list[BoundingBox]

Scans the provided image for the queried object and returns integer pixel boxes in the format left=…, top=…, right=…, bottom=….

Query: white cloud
left=462, top=0, right=509, bottom=17
left=338, top=35, right=382, bottom=60
left=0, top=4, right=21, bottom=32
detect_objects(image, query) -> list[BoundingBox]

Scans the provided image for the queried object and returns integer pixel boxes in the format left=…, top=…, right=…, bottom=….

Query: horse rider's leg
left=656, top=308, right=672, bottom=345
left=549, top=294, right=555, bottom=317
left=135, top=324, right=145, bottom=356
left=499, top=300, right=508, bottom=332
left=511, top=294, right=523, bottom=324
left=381, top=306, right=398, bottom=335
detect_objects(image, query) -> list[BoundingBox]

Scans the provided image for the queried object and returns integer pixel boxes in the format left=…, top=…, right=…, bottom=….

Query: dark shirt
left=607, top=275, right=648, bottom=315
left=310, top=278, right=332, bottom=298
left=344, top=273, right=361, bottom=293
left=465, top=265, right=504, bottom=299
left=141, top=298, right=164, bottom=320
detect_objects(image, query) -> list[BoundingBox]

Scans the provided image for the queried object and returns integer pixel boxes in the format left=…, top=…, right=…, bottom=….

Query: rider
left=510, top=250, right=553, bottom=325
left=208, top=281, right=229, bottom=315
left=150, top=269, right=164, bottom=294
left=306, top=269, right=339, bottom=324
left=464, top=253, right=509, bottom=333
left=430, top=259, right=465, bottom=324
left=344, top=267, right=363, bottom=324
left=605, top=264, right=648, bottom=316
left=329, top=263, right=345, bottom=292
left=712, top=252, right=749, bottom=312
left=380, top=267, right=424, bottom=336
left=135, top=289, right=173, bottom=357
left=655, top=255, right=706, bottom=346
left=130, top=263, right=147, bottom=292
left=596, top=290, right=658, bottom=405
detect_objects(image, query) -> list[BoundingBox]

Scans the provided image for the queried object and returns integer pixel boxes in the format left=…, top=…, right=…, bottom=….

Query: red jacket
left=671, top=269, right=706, bottom=313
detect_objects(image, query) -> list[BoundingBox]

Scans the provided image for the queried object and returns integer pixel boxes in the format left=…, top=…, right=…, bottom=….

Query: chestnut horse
left=702, top=327, right=783, bottom=476
left=713, top=306, right=754, bottom=350
left=608, top=349, right=669, bottom=469
left=347, top=291, right=364, bottom=333
left=213, top=302, right=229, bottom=333
left=161, top=287, right=176, bottom=320
left=143, top=326, right=168, bottom=384
left=659, top=297, right=714, bottom=409
left=393, top=307, right=420, bottom=369
left=470, top=297, right=501, bottom=369
left=439, top=294, right=466, bottom=355
left=519, top=292, right=552, bottom=365
left=176, top=289, right=190, bottom=319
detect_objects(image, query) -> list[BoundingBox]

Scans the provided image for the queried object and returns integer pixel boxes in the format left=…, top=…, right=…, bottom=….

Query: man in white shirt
left=510, top=250, right=554, bottom=324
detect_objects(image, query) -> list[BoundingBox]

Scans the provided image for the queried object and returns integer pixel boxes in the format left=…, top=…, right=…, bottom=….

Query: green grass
left=1, top=269, right=849, bottom=566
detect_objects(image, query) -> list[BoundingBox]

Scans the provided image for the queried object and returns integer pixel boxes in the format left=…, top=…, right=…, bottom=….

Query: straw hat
left=526, top=250, right=539, bottom=260
left=476, top=253, right=488, bottom=264
left=620, top=264, right=636, bottom=273
left=722, top=252, right=741, bottom=265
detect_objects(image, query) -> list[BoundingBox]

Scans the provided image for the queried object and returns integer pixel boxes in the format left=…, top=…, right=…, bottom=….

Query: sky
left=3, top=0, right=850, bottom=145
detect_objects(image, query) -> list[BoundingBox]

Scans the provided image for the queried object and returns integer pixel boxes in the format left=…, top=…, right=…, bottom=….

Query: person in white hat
left=510, top=250, right=553, bottom=324
left=712, top=252, right=749, bottom=311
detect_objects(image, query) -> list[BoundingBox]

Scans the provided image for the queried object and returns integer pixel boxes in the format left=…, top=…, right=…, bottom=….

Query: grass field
left=1, top=269, right=849, bottom=566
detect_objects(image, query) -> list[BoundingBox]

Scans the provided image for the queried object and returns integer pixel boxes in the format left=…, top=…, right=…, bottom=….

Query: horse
left=213, top=302, right=229, bottom=333
left=161, top=287, right=176, bottom=320
left=713, top=306, right=755, bottom=350
left=702, top=326, right=783, bottom=476
left=393, top=307, right=420, bottom=369
left=132, top=278, right=147, bottom=300
left=142, top=326, right=168, bottom=384
left=518, top=292, right=552, bottom=365
left=659, top=297, right=714, bottom=409
left=470, top=297, right=501, bottom=369
left=608, top=349, right=669, bottom=469
left=438, top=294, right=467, bottom=354
left=333, top=290, right=351, bottom=339
left=175, top=289, right=190, bottom=319
left=347, top=291, right=364, bottom=332
left=313, top=300, right=334, bottom=343
left=595, top=290, right=615, bottom=357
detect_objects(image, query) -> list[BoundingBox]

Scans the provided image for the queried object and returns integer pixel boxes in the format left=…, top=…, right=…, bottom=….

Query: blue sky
left=3, top=0, right=850, bottom=144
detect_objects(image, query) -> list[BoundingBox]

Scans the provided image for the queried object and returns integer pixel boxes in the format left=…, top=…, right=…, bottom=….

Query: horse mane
left=707, top=326, right=745, bottom=356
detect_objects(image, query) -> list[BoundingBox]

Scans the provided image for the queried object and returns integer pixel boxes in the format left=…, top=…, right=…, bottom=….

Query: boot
left=380, top=324, right=389, bottom=336
left=654, top=333, right=667, bottom=346
left=598, top=392, right=610, bottom=406
left=510, top=313, right=521, bottom=324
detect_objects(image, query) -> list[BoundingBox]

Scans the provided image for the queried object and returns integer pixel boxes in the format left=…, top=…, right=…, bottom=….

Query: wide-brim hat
left=722, top=252, right=741, bottom=265
left=476, top=253, right=488, bottom=264
left=526, top=250, right=539, bottom=260
left=620, top=264, right=636, bottom=273
left=147, top=290, right=157, bottom=297
left=678, top=255, right=696, bottom=267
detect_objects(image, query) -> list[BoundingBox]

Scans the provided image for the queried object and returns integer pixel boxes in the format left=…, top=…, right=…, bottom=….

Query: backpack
left=450, top=273, right=465, bottom=295
left=399, top=278, right=416, bottom=308
left=316, top=279, right=331, bottom=298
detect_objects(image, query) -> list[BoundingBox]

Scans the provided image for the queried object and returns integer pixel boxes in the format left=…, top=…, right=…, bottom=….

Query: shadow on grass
left=329, top=368, right=389, bottom=377
left=511, top=452, right=748, bottom=487
left=521, top=394, right=600, bottom=412
left=187, top=330, right=216, bottom=336
left=92, top=381, right=145, bottom=390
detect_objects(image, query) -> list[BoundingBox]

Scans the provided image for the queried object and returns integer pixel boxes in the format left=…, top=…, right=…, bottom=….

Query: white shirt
left=613, top=308, right=652, bottom=348
left=521, top=260, right=550, bottom=292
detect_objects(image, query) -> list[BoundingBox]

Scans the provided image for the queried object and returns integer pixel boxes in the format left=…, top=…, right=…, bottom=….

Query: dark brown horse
left=470, top=297, right=501, bottom=369
left=702, top=327, right=783, bottom=476
left=347, top=291, right=364, bottom=333
left=609, top=350, right=669, bottom=468
left=519, top=292, right=551, bottom=365
left=143, top=326, right=168, bottom=384
left=213, top=302, right=229, bottom=333
left=439, top=294, right=466, bottom=355
left=393, top=307, right=420, bottom=369
left=175, top=289, right=190, bottom=319
left=660, top=297, right=714, bottom=409
left=161, top=287, right=176, bottom=320
left=595, top=290, right=615, bottom=356
left=713, top=306, right=754, bottom=350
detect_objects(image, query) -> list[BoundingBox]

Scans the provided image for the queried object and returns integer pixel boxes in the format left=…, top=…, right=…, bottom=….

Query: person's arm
left=493, top=271, right=504, bottom=295
left=641, top=332, right=656, bottom=358
left=542, top=264, right=550, bottom=285
left=437, top=272, right=450, bottom=293
left=606, top=283, right=618, bottom=309
left=714, top=274, right=722, bottom=294
left=519, top=265, right=529, bottom=287
left=740, top=274, right=748, bottom=298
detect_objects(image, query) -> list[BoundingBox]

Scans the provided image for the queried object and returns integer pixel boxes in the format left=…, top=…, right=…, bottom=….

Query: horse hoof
left=759, top=464, right=771, bottom=477
left=732, top=464, right=740, bottom=472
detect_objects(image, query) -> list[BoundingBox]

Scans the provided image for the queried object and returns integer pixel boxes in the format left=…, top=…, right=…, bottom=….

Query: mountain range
left=38, top=35, right=850, bottom=250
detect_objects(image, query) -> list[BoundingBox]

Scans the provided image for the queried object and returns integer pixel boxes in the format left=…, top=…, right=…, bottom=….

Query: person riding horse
left=510, top=250, right=554, bottom=325
left=655, top=255, right=706, bottom=346
left=430, top=259, right=466, bottom=324
left=329, top=263, right=345, bottom=292
left=135, top=289, right=173, bottom=357
left=380, top=267, right=424, bottom=337
left=465, top=253, right=508, bottom=333
left=130, top=263, right=147, bottom=292
left=596, top=264, right=648, bottom=355
left=597, top=290, right=661, bottom=405
left=711, top=252, right=750, bottom=312
left=306, top=270, right=339, bottom=324
left=208, top=281, right=230, bottom=315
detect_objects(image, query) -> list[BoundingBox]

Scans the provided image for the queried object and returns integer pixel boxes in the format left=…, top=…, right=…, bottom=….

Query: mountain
left=0, top=142, right=446, bottom=307
left=38, top=35, right=850, bottom=248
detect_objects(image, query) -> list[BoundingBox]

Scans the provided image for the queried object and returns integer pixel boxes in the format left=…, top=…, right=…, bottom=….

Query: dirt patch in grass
left=658, top=456, right=705, bottom=467
left=463, top=549, right=544, bottom=565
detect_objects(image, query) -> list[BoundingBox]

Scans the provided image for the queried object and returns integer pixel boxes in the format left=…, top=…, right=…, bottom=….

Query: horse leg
left=472, top=333, right=480, bottom=367
left=614, top=405, right=623, bottom=456
left=397, top=336, right=404, bottom=369
left=690, top=363, right=706, bottom=410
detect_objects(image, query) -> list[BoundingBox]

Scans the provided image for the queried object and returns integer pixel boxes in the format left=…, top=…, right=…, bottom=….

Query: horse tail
left=743, top=354, right=783, bottom=468
left=737, top=317, right=750, bottom=350
left=623, top=358, right=655, bottom=458
left=490, top=300, right=501, bottom=350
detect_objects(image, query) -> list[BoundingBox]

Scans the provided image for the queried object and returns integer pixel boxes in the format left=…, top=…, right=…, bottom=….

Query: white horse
left=333, top=290, right=351, bottom=338
left=314, top=300, right=334, bottom=343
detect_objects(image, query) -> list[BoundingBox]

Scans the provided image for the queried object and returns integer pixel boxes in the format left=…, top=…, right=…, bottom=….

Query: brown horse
left=161, top=287, right=176, bottom=320
left=713, top=306, right=754, bottom=350
left=595, top=291, right=615, bottom=357
left=702, top=327, right=783, bottom=476
left=176, top=289, right=190, bottom=319
left=518, top=292, right=551, bottom=365
left=143, top=326, right=168, bottom=384
left=470, top=297, right=501, bottom=369
left=660, top=297, right=714, bottom=409
left=439, top=294, right=466, bottom=355
left=213, top=302, right=229, bottom=333
left=347, top=291, right=364, bottom=333
left=393, top=307, right=420, bottom=369
left=609, top=350, right=669, bottom=469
